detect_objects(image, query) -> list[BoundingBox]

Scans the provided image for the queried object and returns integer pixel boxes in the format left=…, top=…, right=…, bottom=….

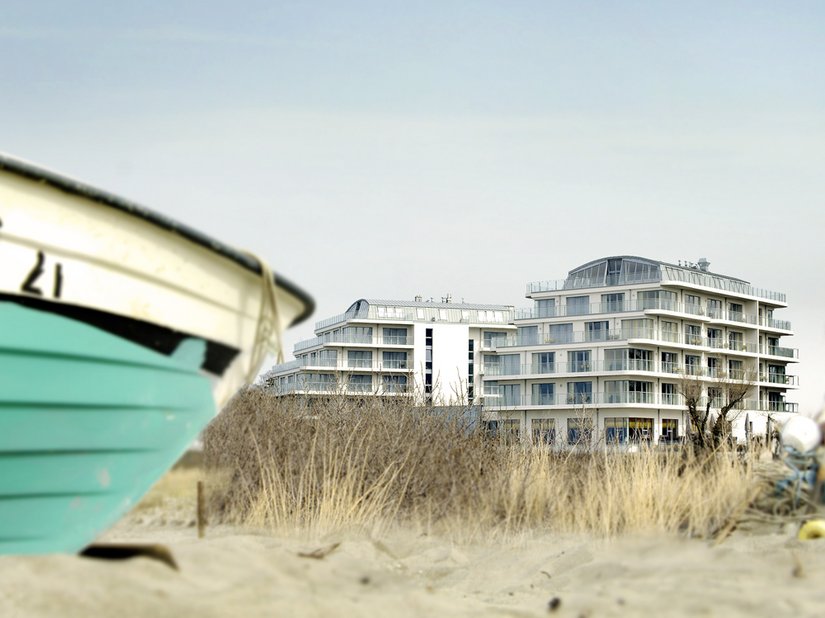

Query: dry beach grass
left=202, top=387, right=760, bottom=541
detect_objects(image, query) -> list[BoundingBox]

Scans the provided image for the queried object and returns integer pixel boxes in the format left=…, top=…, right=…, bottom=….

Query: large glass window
left=622, top=318, right=653, bottom=339
left=585, top=321, right=610, bottom=342
left=604, top=417, right=628, bottom=444
left=638, top=289, right=677, bottom=310
left=382, top=327, right=407, bottom=345
left=568, top=350, right=591, bottom=372
left=501, top=384, right=522, bottom=406
left=382, top=374, right=408, bottom=393
left=483, top=331, right=508, bottom=348
left=707, top=327, right=723, bottom=348
left=518, top=325, right=539, bottom=345
left=382, top=351, right=408, bottom=369
left=728, top=331, right=744, bottom=351
left=531, top=418, right=556, bottom=444
left=661, top=351, right=678, bottom=373
left=661, top=383, right=677, bottom=405
left=532, top=352, right=555, bottom=374
left=685, top=294, right=702, bottom=315
left=343, top=326, right=373, bottom=343
left=628, top=418, right=653, bottom=442
left=661, top=418, right=679, bottom=442
left=499, top=419, right=521, bottom=444
left=684, top=354, right=701, bottom=375
left=547, top=323, right=573, bottom=344
left=707, top=298, right=723, bottom=319
left=535, top=298, right=556, bottom=318
left=728, top=302, right=744, bottom=322
left=685, top=324, right=703, bottom=346
left=347, top=350, right=372, bottom=368
left=567, top=417, right=593, bottom=444
left=566, top=296, right=590, bottom=316
left=567, top=381, right=592, bottom=404
left=348, top=374, right=373, bottom=393
left=499, top=354, right=521, bottom=376
left=601, top=293, right=625, bottom=313
left=660, top=320, right=678, bottom=343
left=531, top=383, right=555, bottom=405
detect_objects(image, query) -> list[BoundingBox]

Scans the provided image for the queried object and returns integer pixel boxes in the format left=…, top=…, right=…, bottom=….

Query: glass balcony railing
left=762, top=345, right=799, bottom=359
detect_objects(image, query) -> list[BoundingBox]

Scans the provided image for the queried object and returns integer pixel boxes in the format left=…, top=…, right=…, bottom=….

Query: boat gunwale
left=0, top=153, right=314, bottom=326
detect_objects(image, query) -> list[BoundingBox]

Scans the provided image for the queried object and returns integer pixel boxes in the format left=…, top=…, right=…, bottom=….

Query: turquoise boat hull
left=0, top=302, right=215, bottom=554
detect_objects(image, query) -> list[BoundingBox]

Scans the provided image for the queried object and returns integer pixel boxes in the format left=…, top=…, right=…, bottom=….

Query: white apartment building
left=483, top=256, right=798, bottom=445
left=265, top=297, right=515, bottom=404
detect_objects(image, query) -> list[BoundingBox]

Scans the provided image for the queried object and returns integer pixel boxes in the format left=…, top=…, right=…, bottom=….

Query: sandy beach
left=3, top=486, right=825, bottom=618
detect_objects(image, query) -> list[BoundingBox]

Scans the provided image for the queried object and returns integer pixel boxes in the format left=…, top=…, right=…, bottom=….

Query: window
left=707, top=328, right=723, bottom=348
left=532, top=418, right=556, bottom=445
left=605, top=417, right=628, bottom=444
left=622, top=318, right=653, bottom=339
left=685, top=324, right=702, bottom=346
left=483, top=331, right=506, bottom=348
left=499, top=419, right=521, bottom=444
left=602, top=293, right=624, bottom=312
left=685, top=294, right=702, bottom=315
left=382, top=328, right=407, bottom=345
left=566, top=296, right=590, bottom=316
left=317, top=349, right=338, bottom=366
left=567, top=417, right=593, bottom=445
left=728, top=302, right=744, bottom=322
left=661, top=383, right=677, bottom=405
left=382, top=374, right=408, bottom=393
left=707, top=356, right=719, bottom=377
left=684, top=355, right=701, bottom=375
left=547, top=323, right=573, bottom=344
left=628, top=418, right=653, bottom=442
left=532, top=352, right=555, bottom=374
left=707, top=299, right=723, bottom=319
left=585, top=321, right=610, bottom=342
left=638, top=289, right=677, bottom=310
left=518, top=325, right=539, bottom=345
left=660, top=321, right=678, bottom=343
left=661, top=418, right=679, bottom=442
left=343, top=326, right=372, bottom=343
left=535, top=298, right=556, bottom=318
left=348, top=374, right=372, bottom=393
left=708, top=387, right=723, bottom=408
left=567, top=381, right=592, bottom=404
left=347, top=350, right=372, bottom=368
left=568, top=350, right=591, bottom=373
left=499, top=354, right=520, bottom=376
left=382, top=351, right=407, bottom=369
left=532, top=383, right=555, bottom=405
left=661, top=351, right=678, bottom=373
left=767, top=364, right=785, bottom=384
left=728, top=331, right=744, bottom=351
left=501, top=384, right=521, bottom=406
left=605, top=348, right=651, bottom=371
left=729, top=359, right=744, bottom=380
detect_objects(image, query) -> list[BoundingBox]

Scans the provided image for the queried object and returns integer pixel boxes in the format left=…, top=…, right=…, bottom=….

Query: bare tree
left=678, top=358, right=757, bottom=449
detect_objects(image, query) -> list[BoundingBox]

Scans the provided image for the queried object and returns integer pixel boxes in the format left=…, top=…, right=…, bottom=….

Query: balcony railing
left=759, top=373, right=798, bottom=386
left=484, top=359, right=656, bottom=376
left=295, top=335, right=414, bottom=351
left=761, top=345, right=799, bottom=359
left=760, top=318, right=792, bottom=331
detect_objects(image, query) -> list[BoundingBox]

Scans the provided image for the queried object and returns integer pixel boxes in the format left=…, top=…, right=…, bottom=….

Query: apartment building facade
left=482, top=256, right=798, bottom=445
left=265, top=297, right=515, bottom=404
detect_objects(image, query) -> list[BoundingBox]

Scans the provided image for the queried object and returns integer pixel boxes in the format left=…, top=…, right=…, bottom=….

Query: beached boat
left=0, top=153, right=313, bottom=554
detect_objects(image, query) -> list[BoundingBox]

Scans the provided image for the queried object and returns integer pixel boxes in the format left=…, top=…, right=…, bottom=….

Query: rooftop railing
left=525, top=268, right=786, bottom=303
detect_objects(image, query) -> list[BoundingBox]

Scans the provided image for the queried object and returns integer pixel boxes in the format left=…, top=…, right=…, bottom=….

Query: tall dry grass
left=203, top=387, right=756, bottom=540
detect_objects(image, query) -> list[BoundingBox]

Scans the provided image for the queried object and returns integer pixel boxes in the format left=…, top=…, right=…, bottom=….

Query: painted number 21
left=21, top=251, right=63, bottom=299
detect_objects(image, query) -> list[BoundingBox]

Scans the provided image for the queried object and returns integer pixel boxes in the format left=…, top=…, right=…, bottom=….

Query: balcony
left=761, top=345, right=799, bottom=359
left=760, top=318, right=792, bottom=331
left=483, top=359, right=656, bottom=377
left=759, top=373, right=798, bottom=386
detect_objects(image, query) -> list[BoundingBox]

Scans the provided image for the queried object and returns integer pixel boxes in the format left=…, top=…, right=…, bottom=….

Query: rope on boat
left=245, top=253, right=284, bottom=383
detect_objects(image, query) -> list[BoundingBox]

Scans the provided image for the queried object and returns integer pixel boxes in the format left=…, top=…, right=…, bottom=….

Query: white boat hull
left=0, top=154, right=313, bottom=408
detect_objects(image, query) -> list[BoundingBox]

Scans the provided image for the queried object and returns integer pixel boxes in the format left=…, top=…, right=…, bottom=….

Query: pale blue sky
left=2, top=1, right=824, bottom=411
